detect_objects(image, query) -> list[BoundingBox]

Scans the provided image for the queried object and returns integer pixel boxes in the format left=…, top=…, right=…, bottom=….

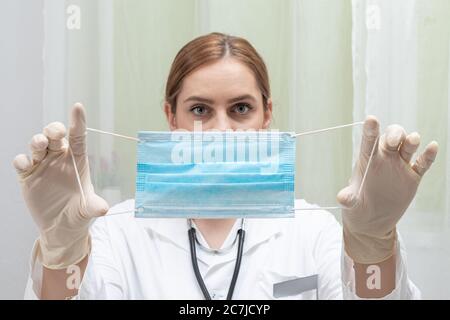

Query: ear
left=164, top=102, right=177, bottom=130
left=262, top=98, right=273, bottom=129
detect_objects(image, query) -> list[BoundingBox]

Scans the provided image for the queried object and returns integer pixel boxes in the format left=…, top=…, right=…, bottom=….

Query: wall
left=0, top=0, right=44, bottom=299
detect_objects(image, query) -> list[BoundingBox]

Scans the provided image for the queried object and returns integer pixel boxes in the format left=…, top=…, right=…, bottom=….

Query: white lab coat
left=24, top=199, right=420, bottom=299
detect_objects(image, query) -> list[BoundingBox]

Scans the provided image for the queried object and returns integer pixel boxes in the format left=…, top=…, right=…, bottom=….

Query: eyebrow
left=183, top=94, right=257, bottom=104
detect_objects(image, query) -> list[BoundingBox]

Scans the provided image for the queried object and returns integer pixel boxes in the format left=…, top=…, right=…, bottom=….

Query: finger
left=381, top=124, right=406, bottom=153
left=399, top=132, right=420, bottom=163
left=83, top=193, right=110, bottom=219
left=13, top=154, right=33, bottom=174
left=337, top=185, right=358, bottom=209
left=360, top=115, right=380, bottom=159
left=29, top=134, right=49, bottom=164
left=412, top=141, right=438, bottom=176
left=69, top=103, right=87, bottom=156
left=43, top=122, right=67, bottom=151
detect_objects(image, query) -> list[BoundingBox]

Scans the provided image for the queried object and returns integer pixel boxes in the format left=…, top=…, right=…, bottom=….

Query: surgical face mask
left=85, top=120, right=364, bottom=219
left=135, top=130, right=296, bottom=218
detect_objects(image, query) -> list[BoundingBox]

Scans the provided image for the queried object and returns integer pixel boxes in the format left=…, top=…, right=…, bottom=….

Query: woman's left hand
left=338, top=116, right=438, bottom=264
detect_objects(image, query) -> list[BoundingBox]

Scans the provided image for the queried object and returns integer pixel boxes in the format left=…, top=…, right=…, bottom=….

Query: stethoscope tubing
left=188, top=223, right=246, bottom=300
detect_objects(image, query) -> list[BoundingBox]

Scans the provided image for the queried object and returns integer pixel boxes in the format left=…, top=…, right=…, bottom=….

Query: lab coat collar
left=136, top=217, right=191, bottom=252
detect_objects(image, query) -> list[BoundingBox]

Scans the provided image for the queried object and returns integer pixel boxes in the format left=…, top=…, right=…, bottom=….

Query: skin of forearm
left=353, top=254, right=396, bottom=298
left=41, top=255, right=88, bottom=300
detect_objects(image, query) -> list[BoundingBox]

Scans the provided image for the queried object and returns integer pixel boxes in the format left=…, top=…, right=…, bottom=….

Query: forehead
left=178, top=58, right=261, bottom=98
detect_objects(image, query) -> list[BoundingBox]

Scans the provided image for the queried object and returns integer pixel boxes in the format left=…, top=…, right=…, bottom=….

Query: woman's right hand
left=13, top=103, right=109, bottom=270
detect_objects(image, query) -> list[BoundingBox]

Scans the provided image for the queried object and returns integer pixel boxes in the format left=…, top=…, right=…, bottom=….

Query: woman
left=15, top=33, right=438, bottom=299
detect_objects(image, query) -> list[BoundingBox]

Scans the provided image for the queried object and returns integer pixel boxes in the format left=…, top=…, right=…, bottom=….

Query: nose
left=208, top=110, right=235, bottom=131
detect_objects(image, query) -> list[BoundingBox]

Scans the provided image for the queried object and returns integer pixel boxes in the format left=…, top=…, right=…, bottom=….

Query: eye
left=190, top=105, right=209, bottom=116
left=232, top=103, right=252, bottom=115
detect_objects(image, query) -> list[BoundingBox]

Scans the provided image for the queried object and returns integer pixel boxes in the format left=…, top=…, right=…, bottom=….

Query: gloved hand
left=338, top=116, right=438, bottom=264
left=13, top=103, right=109, bottom=269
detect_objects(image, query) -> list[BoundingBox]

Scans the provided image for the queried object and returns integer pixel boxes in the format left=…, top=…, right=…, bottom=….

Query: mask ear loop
left=290, top=122, right=364, bottom=138
left=69, top=129, right=140, bottom=218
left=85, top=128, right=141, bottom=142
left=73, top=122, right=371, bottom=217
left=292, top=122, right=379, bottom=212
left=294, top=137, right=379, bottom=211
left=69, top=147, right=87, bottom=210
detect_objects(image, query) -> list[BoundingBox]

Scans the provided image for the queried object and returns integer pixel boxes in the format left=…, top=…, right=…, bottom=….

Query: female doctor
left=14, top=33, right=438, bottom=300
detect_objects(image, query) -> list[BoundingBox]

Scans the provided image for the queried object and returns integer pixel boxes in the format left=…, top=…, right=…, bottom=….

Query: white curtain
left=351, top=0, right=450, bottom=298
left=39, top=0, right=450, bottom=298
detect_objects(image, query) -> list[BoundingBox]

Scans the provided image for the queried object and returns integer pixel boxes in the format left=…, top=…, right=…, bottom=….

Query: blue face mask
left=135, top=130, right=296, bottom=218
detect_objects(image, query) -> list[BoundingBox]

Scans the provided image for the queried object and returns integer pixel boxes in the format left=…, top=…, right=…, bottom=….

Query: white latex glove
left=338, top=116, right=438, bottom=264
left=13, top=103, right=109, bottom=269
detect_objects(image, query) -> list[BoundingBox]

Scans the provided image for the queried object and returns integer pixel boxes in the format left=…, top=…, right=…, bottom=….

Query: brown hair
left=165, top=32, right=270, bottom=113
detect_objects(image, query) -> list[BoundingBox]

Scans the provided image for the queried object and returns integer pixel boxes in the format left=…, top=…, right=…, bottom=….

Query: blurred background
left=0, top=0, right=449, bottom=299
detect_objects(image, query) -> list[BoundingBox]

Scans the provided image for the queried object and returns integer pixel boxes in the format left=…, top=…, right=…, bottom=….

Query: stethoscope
left=188, top=219, right=246, bottom=300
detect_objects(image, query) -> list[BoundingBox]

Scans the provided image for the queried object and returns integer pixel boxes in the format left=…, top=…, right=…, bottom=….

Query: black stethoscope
left=188, top=219, right=246, bottom=300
